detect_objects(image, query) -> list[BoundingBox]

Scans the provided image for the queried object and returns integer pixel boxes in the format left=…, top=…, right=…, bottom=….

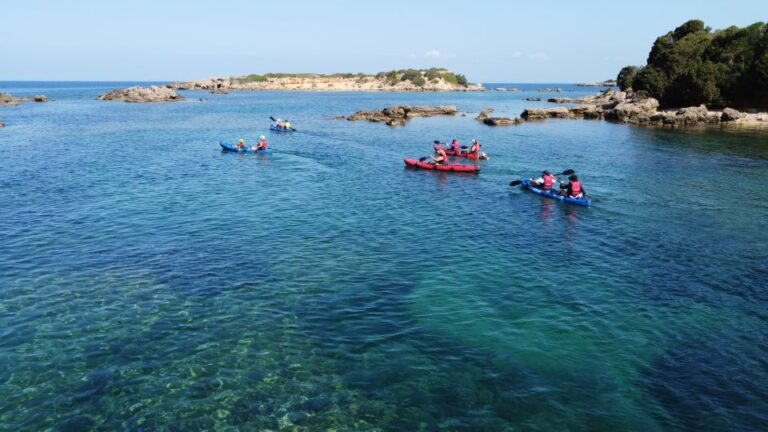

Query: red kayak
left=404, top=158, right=480, bottom=173
left=434, top=145, right=488, bottom=160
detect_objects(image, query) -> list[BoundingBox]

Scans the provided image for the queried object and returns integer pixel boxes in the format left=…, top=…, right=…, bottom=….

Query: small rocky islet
left=0, top=93, right=48, bottom=128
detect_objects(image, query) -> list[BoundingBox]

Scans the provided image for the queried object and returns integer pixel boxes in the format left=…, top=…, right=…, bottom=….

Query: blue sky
left=0, top=0, right=763, bottom=82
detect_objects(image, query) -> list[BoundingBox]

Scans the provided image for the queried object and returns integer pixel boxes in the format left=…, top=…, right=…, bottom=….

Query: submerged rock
left=97, top=86, right=185, bottom=103
left=0, top=119, right=4, bottom=128
left=525, top=97, right=542, bottom=101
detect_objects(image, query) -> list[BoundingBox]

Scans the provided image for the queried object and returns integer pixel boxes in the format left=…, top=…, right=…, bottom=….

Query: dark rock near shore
left=525, top=97, right=542, bottom=101
left=34, top=95, right=47, bottom=102
left=721, top=107, right=746, bottom=122
left=347, top=105, right=457, bottom=126
left=537, top=88, right=562, bottom=92
left=0, top=119, right=4, bottom=128
left=97, top=86, right=185, bottom=103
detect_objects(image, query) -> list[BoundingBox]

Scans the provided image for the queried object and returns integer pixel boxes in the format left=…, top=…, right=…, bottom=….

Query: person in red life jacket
left=531, top=170, right=558, bottom=189
left=432, top=147, right=448, bottom=165
left=468, top=138, right=481, bottom=154
left=451, top=139, right=461, bottom=153
left=560, top=174, right=586, bottom=198
left=254, top=135, right=268, bottom=150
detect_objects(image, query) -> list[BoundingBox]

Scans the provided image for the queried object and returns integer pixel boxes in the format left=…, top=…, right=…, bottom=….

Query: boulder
left=674, top=105, right=709, bottom=124
left=34, top=95, right=47, bottom=102
left=475, top=108, right=494, bottom=121
left=721, top=107, right=746, bottom=122
left=548, top=97, right=574, bottom=104
left=406, top=105, right=458, bottom=117
left=97, top=86, right=185, bottom=103
left=483, top=117, right=523, bottom=126
left=521, top=107, right=574, bottom=120
left=604, top=97, right=659, bottom=122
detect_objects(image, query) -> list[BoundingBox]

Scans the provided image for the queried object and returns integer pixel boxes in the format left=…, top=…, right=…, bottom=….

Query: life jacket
left=285, top=122, right=291, bottom=129
left=470, top=143, right=480, bottom=153
left=258, top=139, right=267, bottom=149
left=543, top=174, right=554, bottom=188
left=570, top=180, right=582, bottom=196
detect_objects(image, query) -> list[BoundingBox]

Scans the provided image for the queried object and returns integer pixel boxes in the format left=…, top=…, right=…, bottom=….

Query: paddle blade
left=419, top=156, right=428, bottom=162
left=433, top=140, right=441, bottom=144
left=461, top=145, right=468, bottom=149
left=560, top=169, right=575, bottom=176
left=509, top=179, right=522, bottom=186
left=269, top=116, right=276, bottom=121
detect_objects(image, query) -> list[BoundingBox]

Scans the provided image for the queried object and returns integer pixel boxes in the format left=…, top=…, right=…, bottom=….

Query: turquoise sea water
left=1, top=82, right=767, bottom=431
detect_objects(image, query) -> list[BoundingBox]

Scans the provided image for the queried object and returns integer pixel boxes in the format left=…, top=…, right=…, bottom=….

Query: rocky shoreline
left=519, top=89, right=768, bottom=128
left=96, top=86, right=185, bottom=103
left=344, top=105, right=458, bottom=126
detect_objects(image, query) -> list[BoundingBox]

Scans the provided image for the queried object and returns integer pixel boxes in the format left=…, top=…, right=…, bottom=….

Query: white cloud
left=425, top=49, right=441, bottom=58
left=529, top=52, right=549, bottom=61
left=510, top=51, right=523, bottom=58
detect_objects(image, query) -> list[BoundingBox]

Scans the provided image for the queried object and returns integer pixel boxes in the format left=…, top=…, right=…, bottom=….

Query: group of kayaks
left=222, top=124, right=592, bottom=207
left=403, top=140, right=592, bottom=206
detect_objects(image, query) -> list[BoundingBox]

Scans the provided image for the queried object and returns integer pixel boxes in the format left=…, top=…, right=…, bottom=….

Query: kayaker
left=468, top=139, right=481, bottom=154
left=432, top=147, right=447, bottom=165
left=451, top=139, right=460, bottom=153
left=256, top=135, right=268, bottom=150
left=284, top=120, right=292, bottom=130
left=236, top=138, right=246, bottom=149
left=560, top=174, right=586, bottom=198
left=275, top=118, right=284, bottom=129
left=531, top=170, right=558, bottom=190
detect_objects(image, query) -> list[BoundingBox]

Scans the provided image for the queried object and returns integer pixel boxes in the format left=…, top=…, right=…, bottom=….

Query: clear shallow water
left=1, top=82, right=768, bottom=431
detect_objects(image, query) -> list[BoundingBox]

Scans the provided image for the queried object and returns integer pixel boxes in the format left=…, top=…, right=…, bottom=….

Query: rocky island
left=345, top=105, right=458, bottom=126
left=96, top=86, right=185, bottom=103
left=171, top=68, right=482, bottom=92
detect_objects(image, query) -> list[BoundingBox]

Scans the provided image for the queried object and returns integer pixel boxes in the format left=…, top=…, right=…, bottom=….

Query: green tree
left=616, top=66, right=638, bottom=90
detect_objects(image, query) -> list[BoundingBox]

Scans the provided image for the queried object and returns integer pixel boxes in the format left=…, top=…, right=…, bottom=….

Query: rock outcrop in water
left=96, top=86, right=185, bottom=103
left=0, top=93, right=49, bottom=106
left=0, top=119, right=4, bottom=128
left=523, top=89, right=768, bottom=128
left=347, top=105, right=458, bottom=126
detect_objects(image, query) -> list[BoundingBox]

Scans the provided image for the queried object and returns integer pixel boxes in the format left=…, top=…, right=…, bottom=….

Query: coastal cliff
left=171, top=69, right=483, bottom=92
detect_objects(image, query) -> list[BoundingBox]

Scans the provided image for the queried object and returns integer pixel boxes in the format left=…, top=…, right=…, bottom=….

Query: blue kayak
left=519, top=178, right=591, bottom=206
left=270, top=125, right=295, bottom=132
left=220, top=141, right=272, bottom=154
